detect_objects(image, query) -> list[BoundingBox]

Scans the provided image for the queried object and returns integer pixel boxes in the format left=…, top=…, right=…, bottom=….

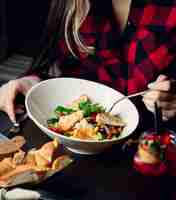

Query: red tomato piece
left=90, top=112, right=97, bottom=122
left=49, top=127, right=61, bottom=133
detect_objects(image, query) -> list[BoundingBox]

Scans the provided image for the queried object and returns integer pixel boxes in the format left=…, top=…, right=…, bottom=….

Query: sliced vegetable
left=90, top=112, right=97, bottom=122
left=55, top=106, right=75, bottom=115
left=149, top=141, right=161, bottom=153
left=49, top=127, right=60, bottom=133
left=96, top=132, right=104, bottom=140
left=64, top=132, right=72, bottom=137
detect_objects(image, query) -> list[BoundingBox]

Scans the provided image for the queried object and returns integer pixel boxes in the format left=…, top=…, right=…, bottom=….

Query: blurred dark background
left=0, top=0, right=49, bottom=58
left=0, top=0, right=49, bottom=83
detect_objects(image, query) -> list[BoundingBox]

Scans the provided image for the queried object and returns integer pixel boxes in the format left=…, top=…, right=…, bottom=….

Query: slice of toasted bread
left=52, top=155, right=72, bottom=170
left=0, top=157, right=15, bottom=176
left=24, top=149, right=36, bottom=166
left=12, top=150, right=26, bottom=165
left=34, top=151, right=50, bottom=168
left=0, top=165, right=39, bottom=187
left=36, top=140, right=59, bottom=165
left=0, top=136, right=26, bottom=156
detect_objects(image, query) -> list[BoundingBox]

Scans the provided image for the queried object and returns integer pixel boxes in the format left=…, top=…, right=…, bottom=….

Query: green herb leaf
left=150, top=141, right=161, bottom=153
left=90, top=103, right=104, bottom=113
left=78, top=100, right=90, bottom=109
left=144, top=140, right=148, bottom=145
left=96, top=132, right=104, bottom=140
left=55, top=106, right=75, bottom=115
left=47, top=118, right=59, bottom=127
left=64, top=132, right=71, bottom=137
left=79, top=100, right=104, bottom=117
left=47, top=118, right=59, bottom=124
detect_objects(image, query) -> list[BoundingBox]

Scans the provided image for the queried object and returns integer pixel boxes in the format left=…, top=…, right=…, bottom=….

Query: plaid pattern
left=30, top=0, right=176, bottom=95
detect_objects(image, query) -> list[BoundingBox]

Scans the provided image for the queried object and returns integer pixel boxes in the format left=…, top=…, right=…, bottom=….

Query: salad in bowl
left=47, top=95, right=125, bottom=141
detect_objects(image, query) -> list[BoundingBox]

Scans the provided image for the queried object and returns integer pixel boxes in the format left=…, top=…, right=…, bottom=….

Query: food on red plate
left=47, top=95, right=125, bottom=140
left=133, top=133, right=167, bottom=176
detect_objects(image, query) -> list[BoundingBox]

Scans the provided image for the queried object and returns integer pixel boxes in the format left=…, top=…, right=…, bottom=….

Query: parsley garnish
left=55, top=106, right=75, bottom=115
left=149, top=141, right=161, bottom=153
left=47, top=118, right=59, bottom=124
left=79, top=100, right=104, bottom=117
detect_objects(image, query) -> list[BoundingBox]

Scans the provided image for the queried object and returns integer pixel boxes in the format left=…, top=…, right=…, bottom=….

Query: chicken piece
left=74, top=119, right=93, bottom=129
left=73, top=119, right=97, bottom=139
left=0, top=157, right=15, bottom=176
left=69, top=95, right=89, bottom=110
left=73, top=128, right=97, bottom=140
left=58, top=111, right=84, bottom=132
left=12, top=150, right=26, bottom=165
left=96, top=113, right=125, bottom=127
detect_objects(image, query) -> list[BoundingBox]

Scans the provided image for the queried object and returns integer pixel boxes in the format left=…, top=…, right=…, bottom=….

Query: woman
left=0, top=0, right=176, bottom=124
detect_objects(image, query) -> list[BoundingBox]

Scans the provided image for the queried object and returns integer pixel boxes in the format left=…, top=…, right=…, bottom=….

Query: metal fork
left=107, top=89, right=150, bottom=113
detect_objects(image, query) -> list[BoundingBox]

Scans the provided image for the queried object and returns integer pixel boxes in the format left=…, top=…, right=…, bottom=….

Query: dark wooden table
left=17, top=119, right=175, bottom=200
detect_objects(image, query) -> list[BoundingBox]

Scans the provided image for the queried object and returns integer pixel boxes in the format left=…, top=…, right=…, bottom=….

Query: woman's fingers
left=143, top=75, right=176, bottom=120
left=148, top=74, right=168, bottom=88
left=156, top=74, right=168, bottom=82
left=5, top=100, right=16, bottom=123
left=148, top=80, right=172, bottom=92
left=143, top=90, right=174, bottom=102
left=2, top=81, right=21, bottom=123
left=0, top=80, right=21, bottom=123
left=0, top=76, right=40, bottom=123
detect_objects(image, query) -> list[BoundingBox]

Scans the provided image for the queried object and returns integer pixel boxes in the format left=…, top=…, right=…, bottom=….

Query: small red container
left=133, top=131, right=168, bottom=176
left=133, top=130, right=176, bottom=176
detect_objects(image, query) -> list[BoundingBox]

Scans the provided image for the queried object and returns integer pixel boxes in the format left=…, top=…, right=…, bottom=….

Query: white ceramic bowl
left=25, top=78, right=139, bottom=154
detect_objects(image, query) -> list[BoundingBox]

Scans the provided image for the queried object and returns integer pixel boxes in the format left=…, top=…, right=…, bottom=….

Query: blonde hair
left=47, top=0, right=94, bottom=57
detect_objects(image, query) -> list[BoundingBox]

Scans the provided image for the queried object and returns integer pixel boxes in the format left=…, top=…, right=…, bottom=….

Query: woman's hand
left=143, top=75, right=176, bottom=121
left=0, top=76, right=40, bottom=123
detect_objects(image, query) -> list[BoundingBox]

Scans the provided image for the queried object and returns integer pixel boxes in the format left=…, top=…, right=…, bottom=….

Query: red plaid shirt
left=30, top=0, right=176, bottom=95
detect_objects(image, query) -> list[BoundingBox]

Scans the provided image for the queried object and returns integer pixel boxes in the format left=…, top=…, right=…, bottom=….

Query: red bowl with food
left=133, top=129, right=176, bottom=176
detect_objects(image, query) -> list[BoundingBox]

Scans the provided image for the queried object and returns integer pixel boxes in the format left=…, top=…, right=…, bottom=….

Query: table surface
left=15, top=119, right=174, bottom=200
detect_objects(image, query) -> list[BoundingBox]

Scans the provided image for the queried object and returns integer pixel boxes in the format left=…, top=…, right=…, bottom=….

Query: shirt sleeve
left=127, top=25, right=176, bottom=94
